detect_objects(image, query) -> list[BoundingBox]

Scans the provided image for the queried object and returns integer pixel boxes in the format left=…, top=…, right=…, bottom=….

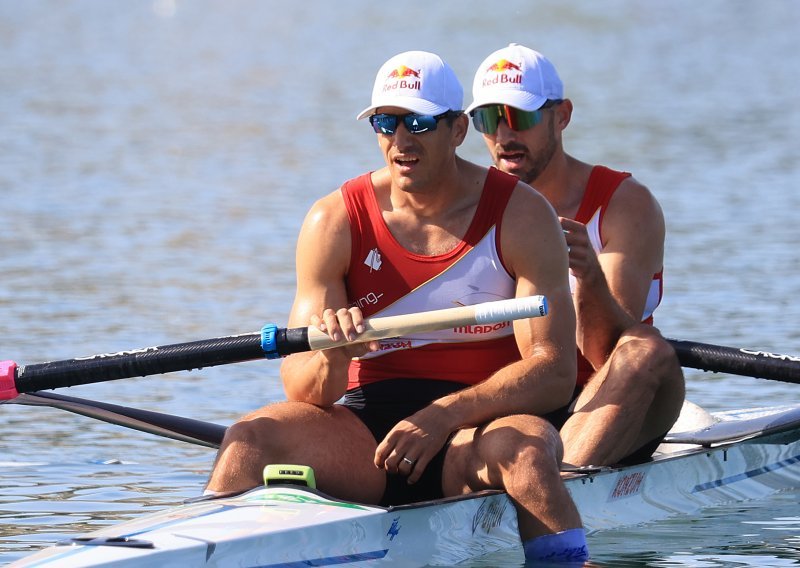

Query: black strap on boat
left=58, top=537, right=154, bottom=549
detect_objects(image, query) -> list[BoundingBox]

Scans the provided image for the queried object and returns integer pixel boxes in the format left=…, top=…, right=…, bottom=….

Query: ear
left=451, top=112, right=470, bottom=147
left=554, top=99, right=573, bottom=131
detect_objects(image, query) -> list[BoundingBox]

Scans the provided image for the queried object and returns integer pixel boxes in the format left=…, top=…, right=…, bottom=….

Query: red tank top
left=573, top=166, right=663, bottom=387
left=342, top=168, right=521, bottom=389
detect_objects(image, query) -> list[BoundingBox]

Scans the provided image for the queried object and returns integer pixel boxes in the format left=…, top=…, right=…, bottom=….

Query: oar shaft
left=1, top=296, right=547, bottom=398
left=8, top=391, right=227, bottom=448
left=668, top=338, right=800, bottom=384
left=8, top=334, right=266, bottom=395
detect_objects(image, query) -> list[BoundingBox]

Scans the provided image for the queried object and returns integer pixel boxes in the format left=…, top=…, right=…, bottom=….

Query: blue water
left=1, top=1, right=799, bottom=565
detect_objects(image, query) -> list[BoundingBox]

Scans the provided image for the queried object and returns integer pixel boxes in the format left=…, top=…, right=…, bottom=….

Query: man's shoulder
left=602, top=172, right=665, bottom=237
left=584, top=162, right=658, bottom=210
left=609, top=173, right=661, bottom=211
left=505, top=179, right=560, bottom=227
left=302, top=185, right=351, bottom=232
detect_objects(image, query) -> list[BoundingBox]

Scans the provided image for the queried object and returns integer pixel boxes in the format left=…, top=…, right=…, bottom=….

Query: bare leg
left=442, top=414, right=581, bottom=540
left=561, top=325, right=685, bottom=466
left=206, top=401, right=385, bottom=504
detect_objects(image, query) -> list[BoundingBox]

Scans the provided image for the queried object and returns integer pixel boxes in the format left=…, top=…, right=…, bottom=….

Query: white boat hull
left=570, top=428, right=800, bottom=531
left=10, top=488, right=520, bottom=567
left=11, top=404, right=800, bottom=567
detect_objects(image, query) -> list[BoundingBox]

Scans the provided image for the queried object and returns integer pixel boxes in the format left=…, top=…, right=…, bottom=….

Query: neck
left=527, top=153, right=592, bottom=218
left=376, top=158, right=487, bottom=256
left=388, top=156, right=479, bottom=217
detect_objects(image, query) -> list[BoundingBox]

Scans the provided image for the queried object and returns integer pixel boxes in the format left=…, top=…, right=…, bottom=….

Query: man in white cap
left=467, top=43, right=685, bottom=468
left=206, top=50, right=589, bottom=563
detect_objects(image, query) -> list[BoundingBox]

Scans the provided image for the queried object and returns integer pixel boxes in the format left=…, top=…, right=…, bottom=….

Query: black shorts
left=342, top=378, right=465, bottom=506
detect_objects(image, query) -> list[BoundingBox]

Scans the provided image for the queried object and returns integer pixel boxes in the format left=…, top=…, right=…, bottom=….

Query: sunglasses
left=369, top=111, right=460, bottom=135
left=470, top=100, right=561, bottom=134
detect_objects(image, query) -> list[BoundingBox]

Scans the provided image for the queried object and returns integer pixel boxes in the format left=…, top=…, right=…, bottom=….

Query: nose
left=494, top=119, right=517, bottom=144
left=392, top=121, right=416, bottom=149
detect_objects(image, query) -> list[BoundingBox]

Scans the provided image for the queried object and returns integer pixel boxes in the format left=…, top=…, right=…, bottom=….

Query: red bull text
left=383, top=66, right=422, bottom=92
left=482, top=59, right=523, bottom=87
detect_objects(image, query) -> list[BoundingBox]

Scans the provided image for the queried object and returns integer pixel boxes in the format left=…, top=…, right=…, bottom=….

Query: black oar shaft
left=9, top=327, right=313, bottom=395
left=9, top=391, right=227, bottom=448
left=15, top=334, right=266, bottom=394
left=668, top=338, right=800, bottom=384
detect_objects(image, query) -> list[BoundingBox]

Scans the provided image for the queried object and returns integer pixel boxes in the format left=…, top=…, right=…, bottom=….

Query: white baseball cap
left=465, top=44, right=563, bottom=114
left=356, top=51, right=463, bottom=120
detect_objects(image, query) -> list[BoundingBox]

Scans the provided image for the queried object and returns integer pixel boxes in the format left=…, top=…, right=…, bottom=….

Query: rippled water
left=1, top=1, right=799, bottom=565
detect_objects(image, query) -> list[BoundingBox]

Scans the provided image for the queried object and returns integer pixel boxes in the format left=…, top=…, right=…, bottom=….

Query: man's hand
left=374, top=405, right=453, bottom=485
left=310, top=306, right=379, bottom=359
left=560, top=217, right=603, bottom=283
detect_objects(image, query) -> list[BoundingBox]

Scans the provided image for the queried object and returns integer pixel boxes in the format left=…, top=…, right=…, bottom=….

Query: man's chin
left=496, top=158, right=525, bottom=177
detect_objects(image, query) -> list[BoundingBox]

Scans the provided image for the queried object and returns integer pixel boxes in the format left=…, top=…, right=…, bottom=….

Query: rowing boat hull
left=569, top=421, right=800, bottom=531
left=9, top=488, right=520, bottom=567
left=11, top=405, right=800, bottom=567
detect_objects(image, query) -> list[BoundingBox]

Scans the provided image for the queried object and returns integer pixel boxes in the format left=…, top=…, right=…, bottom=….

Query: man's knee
left=491, top=418, right=566, bottom=502
left=222, top=416, right=268, bottom=448
left=482, top=417, right=563, bottom=469
left=617, top=325, right=683, bottom=387
left=221, top=401, right=311, bottom=451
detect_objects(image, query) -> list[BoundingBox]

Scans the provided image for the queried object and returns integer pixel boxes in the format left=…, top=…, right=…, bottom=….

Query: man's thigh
left=240, top=401, right=385, bottom=502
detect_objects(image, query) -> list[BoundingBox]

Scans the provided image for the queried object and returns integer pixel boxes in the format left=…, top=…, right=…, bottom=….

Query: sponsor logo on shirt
left=378, top=339, right=413, bottom=351
left=350, top=291, right=384, bottom=310
left=454, top=321, right=512, bottom=334
left=364, top=248, right=382, bottom=272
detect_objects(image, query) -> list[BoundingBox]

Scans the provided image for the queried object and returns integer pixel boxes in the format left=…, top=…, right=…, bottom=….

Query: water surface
left=1, top=1, right=799, bottom=565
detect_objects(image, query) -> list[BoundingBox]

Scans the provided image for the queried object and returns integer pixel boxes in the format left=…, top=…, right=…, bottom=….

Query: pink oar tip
left=0, top=361, right=19, bottom=400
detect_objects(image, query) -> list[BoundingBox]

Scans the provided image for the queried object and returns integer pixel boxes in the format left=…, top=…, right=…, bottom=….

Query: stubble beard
left=496, top=119, right=558, bottom=186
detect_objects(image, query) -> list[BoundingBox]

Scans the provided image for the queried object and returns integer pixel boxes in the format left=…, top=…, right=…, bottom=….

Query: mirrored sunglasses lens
left=506, top=108, right=542, bottom=130
left=403, top=114, right=437, bottom=133
left=472, top=106, right=544, bottom=133
left=471, top=107, right=500, bottom=134
left=370, top=114, right=398, bottom=134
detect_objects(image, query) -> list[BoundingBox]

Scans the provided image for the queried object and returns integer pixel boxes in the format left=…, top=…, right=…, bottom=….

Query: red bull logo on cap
left=387, top=65, right=421, bottom=79
left=481, top=59, right=523, bottom=87
left=382, top=65, right=422, bottom=92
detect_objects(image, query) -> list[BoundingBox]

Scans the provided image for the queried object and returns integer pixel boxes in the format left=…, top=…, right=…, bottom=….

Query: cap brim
left=356, top=96, right=452, bottom=120
left=465, top=91, right=548, bottom=114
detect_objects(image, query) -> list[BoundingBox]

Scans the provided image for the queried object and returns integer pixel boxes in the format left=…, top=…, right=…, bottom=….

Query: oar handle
left=668, top=338, right=800, bottom=384
left=0, top=296, right=547, bottom=399
left=286, top=294, right=549, bottom=352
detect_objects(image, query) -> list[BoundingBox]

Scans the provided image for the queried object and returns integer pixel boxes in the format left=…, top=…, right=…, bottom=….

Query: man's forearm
left=281, top=350, right=351, bottom=407
left=574, top=275, right=637, bottom=366
left=433, top=357, right=576, bottom=432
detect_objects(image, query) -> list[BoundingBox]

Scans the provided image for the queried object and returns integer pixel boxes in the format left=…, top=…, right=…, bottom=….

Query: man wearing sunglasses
left=206, top=50, right=589, bottom=563
left=467, top=43, right=685, bottom=470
